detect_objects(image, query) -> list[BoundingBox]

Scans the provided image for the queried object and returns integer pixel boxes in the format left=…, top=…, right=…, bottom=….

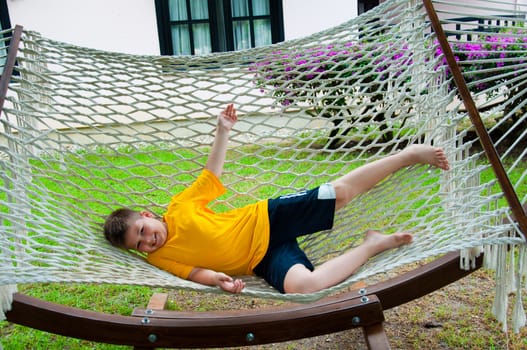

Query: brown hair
left=103, top=208, right=140, bottom=248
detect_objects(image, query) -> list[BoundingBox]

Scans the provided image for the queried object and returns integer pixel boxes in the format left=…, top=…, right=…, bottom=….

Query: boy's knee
left=331, top=181, right=356, bottom=211
left=283, top=264, right=317, bottom=294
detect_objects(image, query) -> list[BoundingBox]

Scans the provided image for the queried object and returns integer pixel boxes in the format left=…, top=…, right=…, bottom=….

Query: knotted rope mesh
left=0, top=0, right=525, bottom=306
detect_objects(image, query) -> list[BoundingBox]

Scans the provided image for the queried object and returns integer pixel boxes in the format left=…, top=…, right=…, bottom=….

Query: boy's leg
left=283, top=230, right=413, bottom=294
left=331, top=145, right=449, bottom=210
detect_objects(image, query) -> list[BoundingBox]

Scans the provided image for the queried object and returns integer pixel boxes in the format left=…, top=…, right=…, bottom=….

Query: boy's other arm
left=188, top=267, right=245, bottom=293
left=205, top=104, right=238, bottom=178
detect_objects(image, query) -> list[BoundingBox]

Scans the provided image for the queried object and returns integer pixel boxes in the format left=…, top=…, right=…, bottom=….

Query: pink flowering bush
left=436, top=28, right=527, bottom=94
left=251, top=42, right=413, bottom=106
left=443, top=28, right=527, bottom=125
left=251, top=41, right=415, bottom=146
left=251, top=27, right=526, bottom=147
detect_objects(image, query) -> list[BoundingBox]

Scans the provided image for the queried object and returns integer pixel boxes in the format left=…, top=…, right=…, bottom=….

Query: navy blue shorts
left=253, top=184, right=336, bottom=293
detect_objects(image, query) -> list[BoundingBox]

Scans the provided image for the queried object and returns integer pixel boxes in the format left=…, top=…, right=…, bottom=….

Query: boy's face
left=123, top=211, right=167, bottom=253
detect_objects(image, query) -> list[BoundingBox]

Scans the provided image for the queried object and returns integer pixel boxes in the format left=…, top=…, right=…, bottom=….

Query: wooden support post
left=423, top=0, right=527, bottom=238
left=0, top=25, right=23, bottom=115
left=132, top=292, right=169, bottom=318
left=146, top=293, right=168, bottom=311
left=363, top=322, right=391, bottom=350
left=133, top=293, right=169, bottom=350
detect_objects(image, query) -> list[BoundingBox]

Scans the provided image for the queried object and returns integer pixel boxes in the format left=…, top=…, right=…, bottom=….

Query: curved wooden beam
left=8, top=288, right=385, bottom=348
left=6, top=251, right=482, bottom=348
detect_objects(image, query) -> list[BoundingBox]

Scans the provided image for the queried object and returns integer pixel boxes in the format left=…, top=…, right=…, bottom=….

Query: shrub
left=251, top=27, right=527, bottom=147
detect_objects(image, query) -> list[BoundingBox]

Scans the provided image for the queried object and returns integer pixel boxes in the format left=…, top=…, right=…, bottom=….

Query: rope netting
left=0, top=0, right=525, bottom=317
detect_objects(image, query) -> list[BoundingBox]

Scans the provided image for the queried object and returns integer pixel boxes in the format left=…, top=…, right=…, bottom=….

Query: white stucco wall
left=6, top=0, right=357, bottom=54
left=6, top=0, right=526, bottom=55
left=282, top=0, right=357, bottom=40
left=7, top=0, right=160, bottom=55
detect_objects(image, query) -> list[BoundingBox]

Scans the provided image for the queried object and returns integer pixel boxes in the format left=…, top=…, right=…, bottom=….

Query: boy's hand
left=205, top=104, right=237, bottom=177
left=218, top=103, right=237, bottom=132
left=215, top=272, right=245, bottom=293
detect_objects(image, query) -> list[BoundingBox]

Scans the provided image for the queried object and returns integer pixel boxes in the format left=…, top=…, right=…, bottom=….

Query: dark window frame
left=225, top=0, right=281, bottom=49
left=155, top=0, right=284, bottom=55
left=358, top=0, right=379, bottom=15
left=0, top=0, right=12, bottom=31
left=1, top=0, right=14, bottom=76
left=155, top=0, right=219, bottom=55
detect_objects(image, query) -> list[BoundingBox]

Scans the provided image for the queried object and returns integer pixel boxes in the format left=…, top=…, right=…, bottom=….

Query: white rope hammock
left=0, top=0, right=526, bottom=330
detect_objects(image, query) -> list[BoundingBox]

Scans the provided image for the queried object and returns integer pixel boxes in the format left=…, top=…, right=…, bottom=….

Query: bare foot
left=363, top=230, right=413, bottom=255
left=400, top=144, right=450, bottom=170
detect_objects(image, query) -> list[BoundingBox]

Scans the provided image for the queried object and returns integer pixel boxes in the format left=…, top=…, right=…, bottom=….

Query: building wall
left=6, top=0, right=356, bottom=54
left=7, top=0, right=160, bottom=55
left=6, top=0, right=526, bottom=55
left=282, top=0, right=357, bottom=40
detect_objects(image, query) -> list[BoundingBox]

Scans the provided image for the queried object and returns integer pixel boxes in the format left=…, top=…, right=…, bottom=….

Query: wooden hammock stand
left=1, top=1, right=526, bottom=348
left=6, top=252, right=482, bottom=350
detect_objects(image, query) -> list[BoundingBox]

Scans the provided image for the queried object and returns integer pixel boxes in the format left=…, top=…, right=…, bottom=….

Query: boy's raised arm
left=205, top=104, right=238, bottom=178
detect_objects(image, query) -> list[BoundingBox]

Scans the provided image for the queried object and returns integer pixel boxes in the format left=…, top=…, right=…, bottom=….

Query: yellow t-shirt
left=146, top=169, right=270, bottom=279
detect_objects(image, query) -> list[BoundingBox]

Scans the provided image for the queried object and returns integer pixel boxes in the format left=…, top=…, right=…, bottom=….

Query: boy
left=104, top=104, right=450, bottom=294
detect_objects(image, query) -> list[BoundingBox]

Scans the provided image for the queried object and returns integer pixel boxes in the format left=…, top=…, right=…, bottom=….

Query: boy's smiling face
left=123, top=211, right=167, bottom=253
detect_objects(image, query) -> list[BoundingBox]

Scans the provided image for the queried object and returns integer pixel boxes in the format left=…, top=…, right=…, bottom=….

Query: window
left=0, top=0, right=10, bottom=31
left=0, top=0, right=12, bottom=74
left=358, top=0, right=380, bottom=15
left=155, top=0, right=284, bottom=55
